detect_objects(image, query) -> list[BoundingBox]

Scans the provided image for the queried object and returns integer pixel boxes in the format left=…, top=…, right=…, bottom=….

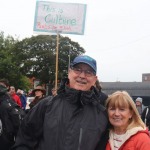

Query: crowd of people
left=0, top=55, right=150, bottom=150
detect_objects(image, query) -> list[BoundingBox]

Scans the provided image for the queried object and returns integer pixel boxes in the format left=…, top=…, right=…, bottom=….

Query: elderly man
left=12, top=55, right=109, bottom=150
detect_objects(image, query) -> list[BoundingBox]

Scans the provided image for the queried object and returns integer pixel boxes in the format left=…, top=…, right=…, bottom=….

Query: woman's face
left=108, top=105, right=132, bottom=133
left=35, top=90, right=43, bottom=97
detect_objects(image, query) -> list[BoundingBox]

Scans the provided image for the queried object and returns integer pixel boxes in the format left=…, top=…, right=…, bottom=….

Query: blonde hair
left=106, top=91, right=145, bottom=130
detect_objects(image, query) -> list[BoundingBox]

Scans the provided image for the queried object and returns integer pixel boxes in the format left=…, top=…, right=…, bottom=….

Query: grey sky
left=0, top=0, right=150, bottom=82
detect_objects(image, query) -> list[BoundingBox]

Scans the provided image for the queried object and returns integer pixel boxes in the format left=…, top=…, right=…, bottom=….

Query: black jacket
left=0, top=91, right=24, bottom=150
left=13, top=86, right=109, bottom=150
left=141, top=105, right=150, bottom=129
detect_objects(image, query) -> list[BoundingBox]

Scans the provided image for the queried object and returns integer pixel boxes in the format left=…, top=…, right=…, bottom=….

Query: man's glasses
left=71, top=66, right=95, bottom=77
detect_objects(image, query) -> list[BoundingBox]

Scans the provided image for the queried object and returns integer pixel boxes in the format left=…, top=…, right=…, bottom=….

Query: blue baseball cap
left=71, top=55, right=97, bottom=74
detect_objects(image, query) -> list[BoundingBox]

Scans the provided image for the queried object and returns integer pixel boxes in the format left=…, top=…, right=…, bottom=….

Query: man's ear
left=93, top=76, right=98, bottom=86
left=67, top=68, right=71, bottom=76
left=68, top=68, right=71, bottom=73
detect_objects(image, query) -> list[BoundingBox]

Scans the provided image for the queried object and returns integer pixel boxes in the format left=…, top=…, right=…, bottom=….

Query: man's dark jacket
left=13, top=85, right=109, bottom=150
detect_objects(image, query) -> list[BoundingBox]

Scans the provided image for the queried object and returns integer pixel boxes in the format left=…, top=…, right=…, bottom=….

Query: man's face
left=135, top=101, right=141, bottom=106
left=68, top=63, right=97, bottom=91
left=35, top=90, right=43, bottom=97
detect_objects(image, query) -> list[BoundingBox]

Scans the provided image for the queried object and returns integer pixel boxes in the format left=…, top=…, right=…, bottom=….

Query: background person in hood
left=135, top=97, right=146, bottom=116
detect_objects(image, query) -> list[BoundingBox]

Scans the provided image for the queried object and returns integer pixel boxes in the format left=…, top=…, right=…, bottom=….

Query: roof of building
left=100, top=82, right=150, bottom=96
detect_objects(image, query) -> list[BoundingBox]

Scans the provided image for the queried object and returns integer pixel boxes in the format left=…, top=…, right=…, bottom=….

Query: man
left=0, top=79, right=24, bottom=150
left=135, top=97, right=146, bottom=116
left=12, top=55, right=109, bottom=150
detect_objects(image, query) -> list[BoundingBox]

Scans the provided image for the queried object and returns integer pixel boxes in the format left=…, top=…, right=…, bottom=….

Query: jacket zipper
left=78, top=128, right=83, bottom=150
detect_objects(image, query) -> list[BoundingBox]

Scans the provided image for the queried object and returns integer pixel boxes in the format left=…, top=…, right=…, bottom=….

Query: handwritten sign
left=33, top=1, right=87, bottom=35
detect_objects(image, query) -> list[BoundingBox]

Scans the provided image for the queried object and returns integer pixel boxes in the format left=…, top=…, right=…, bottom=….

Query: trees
left=0, top=31, right=31, bottom=90
left=11, top=34, right=85, bottom=86
left=0, top=32, right=85, bottom=89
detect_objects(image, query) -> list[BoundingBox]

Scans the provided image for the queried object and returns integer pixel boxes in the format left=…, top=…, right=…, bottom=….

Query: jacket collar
left=64, top=85, right=99, bottom=106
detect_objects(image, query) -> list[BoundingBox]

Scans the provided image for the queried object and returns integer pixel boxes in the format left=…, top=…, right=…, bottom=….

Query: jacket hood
left=57, top=78, right=106, bottom=111
left=64, top=86, right=99, bottom=105
left=109, top=127, right=149, bottom=150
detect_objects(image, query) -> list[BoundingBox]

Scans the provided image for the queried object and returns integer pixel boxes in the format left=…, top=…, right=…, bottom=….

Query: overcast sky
left=0, top=0, right=150, bottom=82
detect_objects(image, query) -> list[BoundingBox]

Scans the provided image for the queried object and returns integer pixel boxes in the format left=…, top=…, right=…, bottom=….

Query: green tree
left=0, top=31, right=31, bottom=90
left=13, top=35, right=85, bottom=85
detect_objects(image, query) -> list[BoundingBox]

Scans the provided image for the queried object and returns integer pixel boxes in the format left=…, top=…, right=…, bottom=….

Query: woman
left=105, top=91, right=150, bottom=150
left=29, top=85, right=46, bottom=109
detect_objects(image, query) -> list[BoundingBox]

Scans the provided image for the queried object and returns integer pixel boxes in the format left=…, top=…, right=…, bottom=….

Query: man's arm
left=12, top=96, right=53, bottom=150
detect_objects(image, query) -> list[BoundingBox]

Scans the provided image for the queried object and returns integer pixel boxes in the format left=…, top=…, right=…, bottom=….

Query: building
left=101, top=82, right=150, bottom=106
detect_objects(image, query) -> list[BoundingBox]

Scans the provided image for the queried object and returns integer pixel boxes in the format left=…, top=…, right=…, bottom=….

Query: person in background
left=17, top=89, right=27, bottom=110
left=141, top=105, right=150, bottom=130
left=12, top=55, right=109, bottom=150
left=105, top=91, right=150, bottom=150
left=135, top=97, right=146, bottom=116
left=27, top=89, right=33, bottom=97
left=95, top=79, right=108, bottom=106
left=9, top=86, right=22, bottom=107
left=51, top=87, right=57, bottom=96
left=0, top=79, right=24, bottom=150
left=29, top=85, right=46, bottom=109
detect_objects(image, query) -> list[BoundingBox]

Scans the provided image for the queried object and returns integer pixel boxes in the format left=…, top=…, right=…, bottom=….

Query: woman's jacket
left=106, top=127, right=150, bottom=150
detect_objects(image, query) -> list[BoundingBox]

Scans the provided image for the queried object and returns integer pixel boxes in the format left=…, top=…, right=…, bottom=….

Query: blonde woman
left=105, top=91, right=150, bottom=150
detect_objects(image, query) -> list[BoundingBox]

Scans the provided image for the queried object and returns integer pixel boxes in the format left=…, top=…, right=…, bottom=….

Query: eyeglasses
left=71, top=66, right=95, bottom=77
